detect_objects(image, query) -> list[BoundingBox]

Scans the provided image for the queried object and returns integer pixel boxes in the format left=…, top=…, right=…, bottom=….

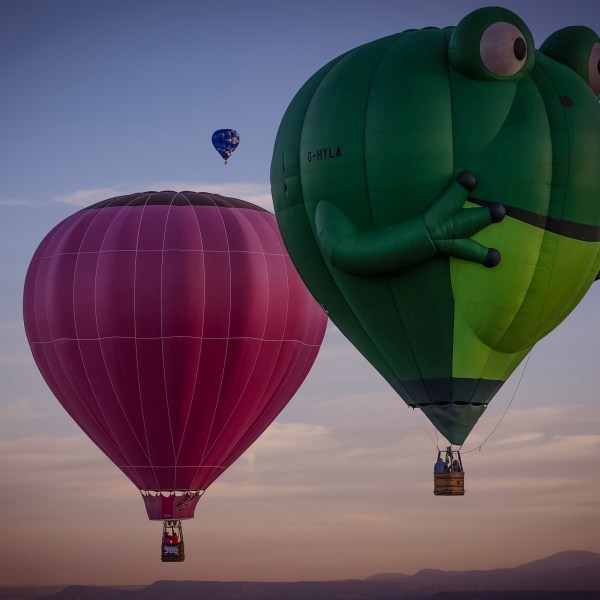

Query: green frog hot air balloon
left=270, top=7, right=600, bottom=454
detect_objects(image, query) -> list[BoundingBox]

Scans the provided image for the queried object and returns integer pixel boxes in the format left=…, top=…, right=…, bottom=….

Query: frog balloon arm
left=315, top=171, right=506, bottom=276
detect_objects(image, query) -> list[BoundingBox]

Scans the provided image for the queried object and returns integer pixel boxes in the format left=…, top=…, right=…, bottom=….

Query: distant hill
left=0, top=586, right=141, bottom=600
left=366, top=550, right=600, bottom=581
left=366, top=550, right=600, bottom=593
left=511, top=550, right=600, bottom=572
left=428, top=593, right=600, bottom=600
left=0, top=586, right=63, bottom=600
left=2, top=550, right=599, bottom=600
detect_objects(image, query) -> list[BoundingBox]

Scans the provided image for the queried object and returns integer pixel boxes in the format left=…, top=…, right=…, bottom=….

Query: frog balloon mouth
left=469, top=196, right=600, bottom=242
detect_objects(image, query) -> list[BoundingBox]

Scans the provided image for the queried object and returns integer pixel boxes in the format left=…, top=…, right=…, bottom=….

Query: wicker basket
left=433, top=471, right=465, bottom=496
left=162, top=541, right=185, bottom=562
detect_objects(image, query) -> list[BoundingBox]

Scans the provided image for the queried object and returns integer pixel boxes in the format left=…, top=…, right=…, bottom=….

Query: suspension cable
left=410, top=405, right=442, bottom=450
left=460, top=349, right=533, bottom=454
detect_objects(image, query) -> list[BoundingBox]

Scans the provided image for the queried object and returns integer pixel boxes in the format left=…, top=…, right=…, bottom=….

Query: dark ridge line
left=87, top=191, right=269, bottom=212
left=470, top=196, right=600, bottom=242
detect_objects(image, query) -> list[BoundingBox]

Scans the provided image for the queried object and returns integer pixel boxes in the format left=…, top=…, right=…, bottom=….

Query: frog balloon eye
left=541, top=26, right=600, bottom=95
left=480, top=22, right=528, bottom=76
left=449, top=7, right=535, bottom=81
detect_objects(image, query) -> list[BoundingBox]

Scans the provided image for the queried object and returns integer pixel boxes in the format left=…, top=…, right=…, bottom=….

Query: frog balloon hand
left=425, top=170, right=506, bottom=268
left=315, top=171, right=505, bottom=276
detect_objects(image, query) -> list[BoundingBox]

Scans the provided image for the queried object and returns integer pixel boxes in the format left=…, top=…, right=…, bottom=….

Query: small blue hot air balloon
left=212, top=129, right=240, bottom=164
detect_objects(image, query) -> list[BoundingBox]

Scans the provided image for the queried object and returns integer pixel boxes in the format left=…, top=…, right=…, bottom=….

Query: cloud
left=55, top=186, right=129, bottom=207
left=1, top=403, right=600, bottom=584
left=0, top=196, right=35, bottom=206
left=0, top=434, right=107, bottom=472
left=485, top=432, right=545, bottom=446
left=0, top=433, right=131, bottom=502
left=0, top=399, right=41, bottom=422
left=54, top=182, right=274, bottom=211
left=0, top=353, right=36, bottom=368
left=208, top=482, right=318, bottom=499
left=214, top=421, right=344, bottom=496
left=148, top=181, right=273, bottom=211
left=251, top=422, right=335, bottom=452
left=0, top=403, right=597, bottom=509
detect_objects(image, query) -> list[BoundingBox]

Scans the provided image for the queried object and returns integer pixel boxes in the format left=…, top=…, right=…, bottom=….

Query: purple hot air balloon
left=23, top=191, right=327, bottom=561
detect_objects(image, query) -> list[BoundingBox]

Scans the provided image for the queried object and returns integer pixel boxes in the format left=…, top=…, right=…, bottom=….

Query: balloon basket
left=162, top=541, right=185, bottom=562
left=161, top=520, right=185, bottom=563
left=433, top=447, right=465, bottom=496
left=434, top=471, right=465, bottom=496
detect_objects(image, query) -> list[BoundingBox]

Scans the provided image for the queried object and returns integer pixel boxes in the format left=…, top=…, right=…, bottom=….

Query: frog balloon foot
left=488, top=203, right=507, bottom=223
left=456, top=170, right=477, bottom=191
left=424, top=171, right=506, bottom=268
left=484, top=248, right=501, bottom=267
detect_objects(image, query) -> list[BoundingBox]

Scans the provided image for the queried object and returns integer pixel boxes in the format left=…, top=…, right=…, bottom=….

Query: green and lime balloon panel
left=271, top=7, right=600, bottom=445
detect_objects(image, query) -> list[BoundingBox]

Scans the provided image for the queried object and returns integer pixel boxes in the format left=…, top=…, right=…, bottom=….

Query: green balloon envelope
left=271, top=7, right=600, bottom=445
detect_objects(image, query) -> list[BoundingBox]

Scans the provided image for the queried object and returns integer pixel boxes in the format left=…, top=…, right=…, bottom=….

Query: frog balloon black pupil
left=514, top=37, right=527, bottom=60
